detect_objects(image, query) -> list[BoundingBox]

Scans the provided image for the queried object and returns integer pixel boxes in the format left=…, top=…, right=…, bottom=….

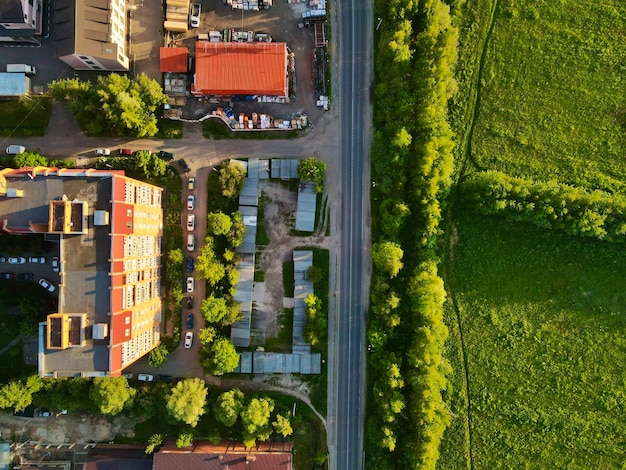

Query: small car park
left=190, top=3, right=201, bottom=28
left=187, top=214, right=195, bottom=231
left=184, top=331, right=193, bottom=349
left=8, top=257, right=26, bottom=264
left=158, top=150, right=174, bottom=160
left=187, top=234, right=195, bottom=252
left=0, top=273, right=15, bottom=280
left=28, top=256, right=46, bottom=264
left=186, top=277, right=194, bottom=293
left=38, top=278, right=56, bottom=292
left=52, top=257, right=60, bottom=273
left=186, top=256, right=194, bottom=273
left=187, top=195, right=195, bottom=210
left=188, top=177, right=195, bottom=191
left=95, top=148, right=111, bottom=156
left=6, top=145, right=25, bottom=155
left=186, top=312, right=194, bottom=329
left=117, top=148, right=133, bottom=156
left=17, top=273, right=33, bottom=281
left=186, top=296, right=194, bottom=309
left=137, top=374, right=154, bottom=382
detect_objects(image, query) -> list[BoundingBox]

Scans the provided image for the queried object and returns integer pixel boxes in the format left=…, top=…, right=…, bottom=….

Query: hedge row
left=367, top=0, right=459, bottom=467
left=461, top=170, right=626, bottom=242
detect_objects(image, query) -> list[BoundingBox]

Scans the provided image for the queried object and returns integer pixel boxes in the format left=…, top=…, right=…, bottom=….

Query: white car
left=95, top=148, right=111, bottom=156
left=28, top=256, right=46, bottom=264
left=8, top=257, right=26, bottom=264
left=184, top=331, right=193, bottom=349
left=190, top=3, right=201, bottom=28
left=187, top=214, right=195, bottom=232
left=38, top=278, right=56, bottom=292
left=52, top=256, right=60, bottom=273
left=187, top=195, right=195, bottom=211
left=187, top=234, right=195, bottom=252
left=6, top=145, right=25, bottom=155
left=186, top=276, right=194, bottom=293
left=137, top=374, right=153, bottom=382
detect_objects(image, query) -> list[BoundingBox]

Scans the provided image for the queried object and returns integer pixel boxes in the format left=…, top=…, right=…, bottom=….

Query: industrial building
left=192, top=42, right=289, bottom=98
left=0, top=0, right=44, bottom=44
left=0, top=167, right=163, bottom=377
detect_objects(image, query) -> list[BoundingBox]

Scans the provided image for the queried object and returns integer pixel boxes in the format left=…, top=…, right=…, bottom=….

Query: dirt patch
left=254, top=181, right=330, bottom=344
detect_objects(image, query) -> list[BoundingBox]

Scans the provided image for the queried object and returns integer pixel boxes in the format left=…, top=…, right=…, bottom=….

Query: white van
left=187, top=234, right=195, bottom=252
left=6, top=145, right=25, bottom=155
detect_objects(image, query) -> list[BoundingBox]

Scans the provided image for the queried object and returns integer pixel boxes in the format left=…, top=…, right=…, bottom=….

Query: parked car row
left=0, top=255, right=59, bottom=292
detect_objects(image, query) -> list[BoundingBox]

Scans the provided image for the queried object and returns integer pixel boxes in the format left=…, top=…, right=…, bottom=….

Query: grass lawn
left=265, top=308, right=294, bottom=353
left=156, top=118, right=183, bottom=139
left=0, top=98, right=52, bottom=137
left=471, top=0, right=626, bottom=191
left=440, top=210, right=626, bottom=469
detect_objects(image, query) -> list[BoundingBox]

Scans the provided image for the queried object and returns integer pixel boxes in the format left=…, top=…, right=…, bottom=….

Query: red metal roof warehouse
left=193, top=42, right=288, bottom=97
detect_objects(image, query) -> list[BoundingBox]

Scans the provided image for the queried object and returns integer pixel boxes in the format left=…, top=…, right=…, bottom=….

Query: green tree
left=196, top=237, right=226, bottom=285
left=198, top=327, right=217, bottom=345
left=272, top=414, right=293, bottom=437
left=307, top=265, right=323, bottom=283
left=166, top=378, right=208, bottom=427
left=371, top=241, right=404, bottom=278
left=297, top=157, right=327, bottom=193
left=200, top=296, right=228, bottom=323
left=0, top=375, right=42, bottom=412
left=201, top=337, right=239, bottom=376
left=176, top=432, right=194, bottom=448
left=219, top=161, right=246, bottom=198
left=207, top=212, right=232, bottom=236
left=147, top=344, right=169, bottom=367
left=214, top=388, right=245, bottom=427
left=227, top=212, right=246, bottom=248
left=240, top=397, right=274, bottom=446
left=90, top=377, right=136, bottom=416
left=145, top=433, right=165, bottom=454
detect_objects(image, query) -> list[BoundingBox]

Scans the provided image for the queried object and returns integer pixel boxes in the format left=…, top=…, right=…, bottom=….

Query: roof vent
left=94, top=210, right=110, bottom=226
left=92, top=323, right=108, bottom=339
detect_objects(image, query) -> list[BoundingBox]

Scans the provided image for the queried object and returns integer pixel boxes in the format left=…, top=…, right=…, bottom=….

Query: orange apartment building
left=0, top=167, right=163, bottom=377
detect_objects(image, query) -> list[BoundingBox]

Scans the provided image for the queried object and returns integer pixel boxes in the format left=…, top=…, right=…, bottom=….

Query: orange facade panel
left=111, top=236, right=125, bottom=260
left=112, top=202, right=134, bottom=235
left=194, top=42, right=287, bottom=96
left=160, top=47, right=188, bottom=72
left=111, top=310, right=132, bottom=345
left=109, top=344, right=123, bottom=376
left=111, top=174, right=126, bottom=202
left=110, top=287, right=124, bottom=313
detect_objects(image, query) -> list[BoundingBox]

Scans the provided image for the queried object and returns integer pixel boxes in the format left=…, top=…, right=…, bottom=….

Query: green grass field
left=470, top=0, right=626, bottom=191
left=0, top=98, right=52, bottom=137
left=441, top=211, right=626, bottom=468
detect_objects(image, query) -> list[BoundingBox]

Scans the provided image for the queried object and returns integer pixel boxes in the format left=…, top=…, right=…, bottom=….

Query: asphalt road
left=331, top=0, right=373, bottom=468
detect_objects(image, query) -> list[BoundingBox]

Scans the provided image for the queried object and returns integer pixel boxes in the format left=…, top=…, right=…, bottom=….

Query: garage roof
left=194, top=42, right=288, bottom=96
left=160, top=47, right=188, bottom=72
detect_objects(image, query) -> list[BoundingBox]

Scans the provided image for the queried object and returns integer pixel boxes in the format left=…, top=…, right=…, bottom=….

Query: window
left=79, top=55, right=89, bottom=60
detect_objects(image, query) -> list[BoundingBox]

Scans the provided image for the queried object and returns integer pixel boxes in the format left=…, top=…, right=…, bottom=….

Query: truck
left=7, top=64, right=36, bottom=75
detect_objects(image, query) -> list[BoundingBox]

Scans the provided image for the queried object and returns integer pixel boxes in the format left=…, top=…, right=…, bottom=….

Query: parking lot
left=0, top=252, right=61, bottom=295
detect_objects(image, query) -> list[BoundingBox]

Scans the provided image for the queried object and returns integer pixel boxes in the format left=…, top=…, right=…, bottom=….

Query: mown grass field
left=0, top=98, right=52, bottom=137
left=470, top=0, right=626, bottom=191
left=441, top=211, right=626, bottom=468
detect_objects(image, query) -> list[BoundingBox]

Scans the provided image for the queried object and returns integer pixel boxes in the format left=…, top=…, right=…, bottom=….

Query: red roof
left=154, top=440, right=292, bottom=470
left=194, top=42, right=287, bottom=96
left=160, top=47, right=188, bottom=72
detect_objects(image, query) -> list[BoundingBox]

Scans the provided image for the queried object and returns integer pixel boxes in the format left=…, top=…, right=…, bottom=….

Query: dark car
left=17, top=273, right=33, bottom=281
left=186, top=296, right=194, bottom=309
left=156, top=374, right=173, bottom=383
left=158, top=150, right=175, bottom=160
left=117, top=148, right=133, bottom=156
left=0, top=272, right=15, bottom=280
left=186, top=312, right=194, bottom=329
left=186, top=256, right=194, bottom=273
left=177, top=159, right=191, bottom=172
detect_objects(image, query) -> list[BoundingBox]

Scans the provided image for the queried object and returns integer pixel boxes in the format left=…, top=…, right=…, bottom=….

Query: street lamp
left=376, top=17, right=383, bottom=31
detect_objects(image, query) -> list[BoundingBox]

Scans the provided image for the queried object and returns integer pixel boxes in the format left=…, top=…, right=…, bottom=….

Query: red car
left=117, top=148, right=133, bottom=156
